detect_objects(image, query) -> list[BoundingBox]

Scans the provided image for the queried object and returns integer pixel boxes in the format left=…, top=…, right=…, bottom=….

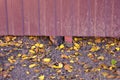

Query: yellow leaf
left=35, top=43, right=44, bottom=48
left=90, top=46, right=100, bottom=52
left=8, top=57, right=16, bottom=64
left=29, top=50, right=35, bottom=54
left=70, top=60, right=74, bottom=63
left=38, top=75, right=45, bottom=80
left=84, top=69, right=90, bottom=73
left=74, top=52, right=79, bottom=56
left=97, top=56, right=105, bottom=60
left=87, top=53, right=94, bottom=59
left=26, top=71, right=30, bottom=75
left=22, top=54, right=29, bottom=60
left=31, top=46, right=36, bottom=49
left=9, top=66, right=14, bottom=71
left=59, top=44, right=65, bottom=49
left=74, top=43, right=80, bottom=49
left=29, top=64, right=37, bottom=68
left=31, top=55, right=37, bottom=59
left=115, top=47, right=120, bottom=51
left=35, top=43, right=40, bottom=47
left=43, top=58, right=51, bottom=63
left=39, top=44, right=44, bottom=48
left=22, top=64, right=27, bottom=67
left=74, top=38, right=79, bottom=42
left=17, top=53, right=22, bottom=57
left=73, top=46, right=79, bottom=51
left=52, top=63, right=63, bottom=69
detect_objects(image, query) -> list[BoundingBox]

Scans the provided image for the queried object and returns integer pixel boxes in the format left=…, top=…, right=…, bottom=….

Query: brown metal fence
left=0, top=0, right=120, bottom=37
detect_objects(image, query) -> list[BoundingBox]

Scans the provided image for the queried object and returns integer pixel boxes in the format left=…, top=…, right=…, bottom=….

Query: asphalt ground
left=0, top=36, right=120, bottom=80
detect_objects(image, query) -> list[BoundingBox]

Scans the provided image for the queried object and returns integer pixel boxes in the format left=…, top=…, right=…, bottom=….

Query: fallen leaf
left=31, top=46, right=36, bottom=49
left=101, top=72, right=109, bottom=77
left=111, top=59, right=117, bottom=65
left=59, top=44, right=65, bottom=49
left=39, top=44, right=44, bottom=48
left=9, top=66, right=15, bottom=71
left=29, top=50, right=35, bottom=54
left=95, top=38, right=101, bottom=43
left=87, top=53, right=94, bottom=59
left=70, top=59, right=74, bottom=63
left=115, top=47, right=120, bottom=51
left=61, top=54, right=68, bottom=59
left=90, top=46, right=100, bottom=52
left=26, top=71, right=30, bottom=75
left=43, top=58, right=51, bottom=63
left=74, top=38, right=79, bottom=42
left=64, top=64, right=73, bottom=72
left=51, top=63, right=63, bottom=69
left=107, top=75, right=116, bottom=79
left=8, top=56, right=16, bottom=64
left=0, top=67, right=3, bottom=72
left=29, top=64, right=37, bottom=68
left=73, top=46, right=79, bottom=51
left=74, top=43, right=80, bottom=49
left=97, top=56, right=105, bottom=60
left=38, top=75, right=45, bottom=80
left=22, top=54, right=29, bottom=60
left=4, top=36, right=11, bottom=42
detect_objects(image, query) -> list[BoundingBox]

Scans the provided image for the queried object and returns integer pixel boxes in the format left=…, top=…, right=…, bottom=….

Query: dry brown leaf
left=101, top=72, right=109, bottom=77
left=61, top=54, right=68, bottom=59
left=107, top=75, right=116, bottom=79
left=4, top=36, right=11, bottom=42
left=64, top=64, right=73, bottom=72
left=95, top=38, right=101, bottom=43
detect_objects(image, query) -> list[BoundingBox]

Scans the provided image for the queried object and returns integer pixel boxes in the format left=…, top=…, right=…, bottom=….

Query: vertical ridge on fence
left=23, top=0, right=39, bottom=35
left=94, top=0, right=106, bottom=36
left=60, top=0, right=72, bottom=36
left=45, top=0, right=55, bottom=35
left=78, top=0, right=89, bottom=36
left=72, top=0, right=80, bottom=36
left=39, top=0, right=47, bottom=35
left=113, top=0, right=120, bottom=37
left=55, top=0, right=62, bottom=35
left=38, top=0, right=40, bottom=35
left=0, top=0, right=7, bottom=35
left=104, top=0, right=112, bottom=37
left=87, top=0, right=94, bottom=36
left=21, top=0, right=24, bottom=35
left=7, top=0, right=23, bottom=35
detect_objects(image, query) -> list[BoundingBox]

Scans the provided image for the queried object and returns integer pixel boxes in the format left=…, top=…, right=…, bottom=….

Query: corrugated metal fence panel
left=7, top=0, right=23, bottom=35
left=0, top=0, right=120, bottom=37
left=113, top=0, right=120, bottom=37
left=23, top=0, right=39, bottom=35
left=0, top=0, right=7, bottom=35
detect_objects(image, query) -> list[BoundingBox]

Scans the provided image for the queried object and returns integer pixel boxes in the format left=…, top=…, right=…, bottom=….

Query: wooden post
left=65, top=36, right=72, bottom=43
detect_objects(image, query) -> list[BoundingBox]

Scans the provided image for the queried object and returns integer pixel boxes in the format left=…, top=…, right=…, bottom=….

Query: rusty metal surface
left=0, top=0, right=120, bottom=37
